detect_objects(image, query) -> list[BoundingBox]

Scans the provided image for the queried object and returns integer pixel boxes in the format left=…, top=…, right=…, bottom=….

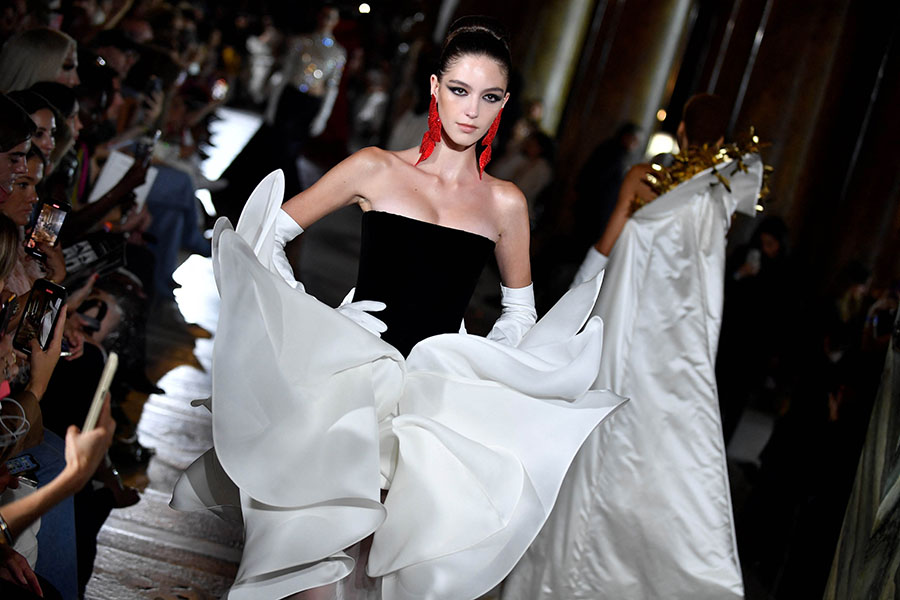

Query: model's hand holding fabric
left=338, top=289, right=388, bottom=337
left=486, top=283, right=537, bottom=346
left=570, top=245, right=609, bottom=289
left=272, top=208, right=305, bottom=290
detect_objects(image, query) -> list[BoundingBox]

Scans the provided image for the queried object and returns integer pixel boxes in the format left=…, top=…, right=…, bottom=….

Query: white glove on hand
left=274, top=209, right=305, bottom=290
left=487, top=283, right=537, bottom=347
left=337, top=288, right=388, bottom=337
left=570, top=246, right=608, bottom=289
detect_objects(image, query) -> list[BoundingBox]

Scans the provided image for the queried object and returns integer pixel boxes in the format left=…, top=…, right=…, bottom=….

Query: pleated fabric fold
left=171, top=170, right=626, bottom=599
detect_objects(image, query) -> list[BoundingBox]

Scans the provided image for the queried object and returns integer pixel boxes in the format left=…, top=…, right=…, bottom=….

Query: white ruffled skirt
left=170, top=172, right=625, bottom=599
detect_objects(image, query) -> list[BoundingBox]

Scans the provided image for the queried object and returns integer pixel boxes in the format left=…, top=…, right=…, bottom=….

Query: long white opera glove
left=337, top=288, right=388, bottom=337
left=570, top=246, right=608, bottom=289
left=487, top=283, right=537, bottom=347
left=273, top=209, right=305, bottom=290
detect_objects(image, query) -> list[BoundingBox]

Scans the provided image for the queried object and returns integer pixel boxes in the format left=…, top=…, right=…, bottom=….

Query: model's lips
left=457, top=123, right=477, bottom=134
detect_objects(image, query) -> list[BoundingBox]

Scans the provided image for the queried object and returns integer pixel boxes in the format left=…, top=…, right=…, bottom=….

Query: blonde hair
left=0, top=28, right=77, bottom=92
left=0, top=214, right=19, bottom=281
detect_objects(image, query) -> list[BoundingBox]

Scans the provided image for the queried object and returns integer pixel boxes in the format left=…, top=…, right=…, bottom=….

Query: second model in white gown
left=170, top=172, right=626, bottom=599
left=504, top=156, right=764, bottom=599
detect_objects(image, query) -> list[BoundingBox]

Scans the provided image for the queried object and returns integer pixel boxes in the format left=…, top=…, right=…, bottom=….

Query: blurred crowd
left=0, top=1, right=232, bottom=597
left=0, top=1, right=893, bottom=598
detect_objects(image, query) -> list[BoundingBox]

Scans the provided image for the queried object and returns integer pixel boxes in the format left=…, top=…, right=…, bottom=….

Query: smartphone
left=134, top=129, right=161, bottom=167
left=211, top=78, right=229, bottom=101
left=6, top=454, right=39, bottom=475
left=0, top=291, right=17, bottom=335
left=24, top=200, right=71, bottom=260
left=13, top=279, right=66, bottom=354
left=83, top=352, right=117, bottom=432
left=143, top=76, right=163, bottom=108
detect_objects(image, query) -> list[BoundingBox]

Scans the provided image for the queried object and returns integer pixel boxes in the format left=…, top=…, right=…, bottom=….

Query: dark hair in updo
left=438, top=16, right=512, bottom=82
left=682, top=93, right=728, bottom=146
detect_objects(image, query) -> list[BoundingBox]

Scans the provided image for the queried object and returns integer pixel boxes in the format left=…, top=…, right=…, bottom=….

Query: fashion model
left=172, top=16, right=624, bottom=600
left=504, top=94, right=763, bottom=600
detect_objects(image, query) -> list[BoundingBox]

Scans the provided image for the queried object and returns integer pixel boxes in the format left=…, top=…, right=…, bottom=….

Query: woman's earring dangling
left=478, top=107, right=504, bottom=178
left=416, top=94, right=442, bottom=166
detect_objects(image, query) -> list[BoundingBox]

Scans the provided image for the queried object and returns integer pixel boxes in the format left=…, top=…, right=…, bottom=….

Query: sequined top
left=284, top=34, right=346, bottom=97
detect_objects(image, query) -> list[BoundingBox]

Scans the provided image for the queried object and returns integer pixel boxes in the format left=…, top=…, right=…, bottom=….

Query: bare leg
left=283, top=583, right=337, bottom=600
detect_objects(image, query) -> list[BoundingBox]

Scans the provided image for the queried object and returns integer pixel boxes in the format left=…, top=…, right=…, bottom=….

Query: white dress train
left=504, top=156, right=763, bottom=600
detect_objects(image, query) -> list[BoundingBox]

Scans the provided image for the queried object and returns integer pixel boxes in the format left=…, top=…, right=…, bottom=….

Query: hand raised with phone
left=25, top=305, right=65, bottom=399
left=61, top=392, right=114, bottom=494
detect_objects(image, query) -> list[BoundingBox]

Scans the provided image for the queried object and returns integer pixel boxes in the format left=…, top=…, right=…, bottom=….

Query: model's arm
left=281, top=147, right=386, bottom=228
left=494, top=183, right=532, bottom=288
left=594, top=164, right=655, bottom=256
left=488, top=184, right=536, bottom=346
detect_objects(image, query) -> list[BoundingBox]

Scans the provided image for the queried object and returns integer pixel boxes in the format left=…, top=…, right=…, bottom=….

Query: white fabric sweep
left=171, top=171, right=626, bottom=600
left=504, top=156, right=763, bottom=600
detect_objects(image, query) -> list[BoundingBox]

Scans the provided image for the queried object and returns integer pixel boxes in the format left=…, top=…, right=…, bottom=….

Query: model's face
left=56, top=45, right=80, bottom=87
left=432, top=54, right=509, bottom=148
left=30, top=109, right=56, bottom=160
left=4, top=155, right=42, bottom=226
left=0, top=139, right=31, bottom=194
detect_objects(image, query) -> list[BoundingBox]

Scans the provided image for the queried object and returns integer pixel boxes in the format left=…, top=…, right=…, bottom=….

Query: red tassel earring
left=478, top=107, right=504, bottom=178
left=416, top=94, right=442, bottom=166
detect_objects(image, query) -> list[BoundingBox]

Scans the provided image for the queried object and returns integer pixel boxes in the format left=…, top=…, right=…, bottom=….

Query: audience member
left=0, top=27, right=79, bottom=91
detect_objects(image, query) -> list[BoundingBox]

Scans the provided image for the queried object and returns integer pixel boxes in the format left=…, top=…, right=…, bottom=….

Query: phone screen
left=212, top=78, right=229, bottom=101
left=25, top=202, right=69, bottom=253
left=6, top=454, right=39, bottom=475
left=13, top=280, right=65, bottom=353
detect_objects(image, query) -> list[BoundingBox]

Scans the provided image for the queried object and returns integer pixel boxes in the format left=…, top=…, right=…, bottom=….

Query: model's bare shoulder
left=350, top=146, right=394, bottom=169
left=490, top=179, right=529, bottom=228
left=492, top=178, right=527, bottom=209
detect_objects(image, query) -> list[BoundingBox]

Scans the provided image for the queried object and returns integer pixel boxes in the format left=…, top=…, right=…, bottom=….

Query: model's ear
left=430, top=74, right=439, bottom=97
left=501, top=92, right=510, bottom=109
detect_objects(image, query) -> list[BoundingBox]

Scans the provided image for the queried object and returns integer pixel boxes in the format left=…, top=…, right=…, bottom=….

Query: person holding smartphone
left=0, top=147, right=68, bottom=285
left=0, top=212, right=113, bottom=599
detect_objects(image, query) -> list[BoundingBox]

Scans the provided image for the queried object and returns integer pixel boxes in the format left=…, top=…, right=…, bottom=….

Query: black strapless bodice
left=352, top=211, right=495, bottom=356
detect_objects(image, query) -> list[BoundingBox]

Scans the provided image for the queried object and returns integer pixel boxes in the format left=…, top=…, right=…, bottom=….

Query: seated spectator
left=0, top=212, right=113, bottom=599
left=0, top=93, right=36, bottom=200
left=0, top=146, right=67, bottom=295
left=5, top=91, right=59, bottom=173
left=27, top=82, right=83, bottom=176
left=0, top=28, right=79, bottom=91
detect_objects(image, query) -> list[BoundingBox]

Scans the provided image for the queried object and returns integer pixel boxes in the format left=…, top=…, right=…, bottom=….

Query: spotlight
left=358, top=3, right=371, bottom=13
left=645, top=132, right=677, bottom=159
left=656, top=109, right=667, bottom=121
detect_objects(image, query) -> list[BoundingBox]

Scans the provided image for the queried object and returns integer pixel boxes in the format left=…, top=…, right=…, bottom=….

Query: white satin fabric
left=504, top=156, right=763, bottom=599
left=170, top=171, right=626, bottom=599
